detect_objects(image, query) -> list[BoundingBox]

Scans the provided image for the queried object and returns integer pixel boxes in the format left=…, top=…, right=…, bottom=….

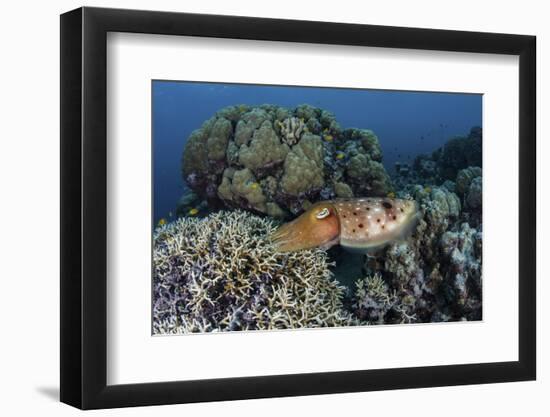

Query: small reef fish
left=157, top=218, right=167, bottom=226
left=324, top=134, right=334, bottom=142
left=335, top=151, right=345, bottom=160
left=188, top=208, right=199, bottom=216
left=271, top=198, right=418, bottom=252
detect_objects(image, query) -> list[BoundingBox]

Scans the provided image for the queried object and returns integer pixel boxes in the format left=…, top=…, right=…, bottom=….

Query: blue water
left=153, top=80, right=482, bottom=224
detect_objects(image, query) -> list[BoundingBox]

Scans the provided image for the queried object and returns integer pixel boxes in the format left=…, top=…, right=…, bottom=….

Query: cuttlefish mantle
left=271, top=198, right=418, bottom=253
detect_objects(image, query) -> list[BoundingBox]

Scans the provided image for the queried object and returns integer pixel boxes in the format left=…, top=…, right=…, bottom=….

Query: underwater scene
left=152, top=81, right=482, bottom=334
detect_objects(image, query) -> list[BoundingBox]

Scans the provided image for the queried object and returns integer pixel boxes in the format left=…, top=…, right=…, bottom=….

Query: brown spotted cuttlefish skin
left=271, top=198, right=418, bottom=252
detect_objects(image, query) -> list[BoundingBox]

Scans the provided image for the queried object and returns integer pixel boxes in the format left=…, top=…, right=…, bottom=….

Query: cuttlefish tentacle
left=271, top=202, right=340, bottom=252
left=271, top=198, right=418, bottom=253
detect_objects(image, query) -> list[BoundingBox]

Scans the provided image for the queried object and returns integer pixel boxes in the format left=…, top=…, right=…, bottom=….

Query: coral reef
left=181, top=104, right=392, bottom=218
left=394, top=127, right=483, bottom=189
left=238, top=120, right=290, bottom=171
left=440, top=223, right=482, bottom=315
left=435, top=126, right=482, bottom=180
left=153, top=210, right=357, bottom=333
left=280, top=133, right=325, bottom=196
left=171, top=114, right=483, bottom=328
left=175, top=190, right=208, bottom=218
left=465, top=176, right=482, bottom=210
left=357, top=184, right=482, bottom=323
left=352, top=274, right=398, bottom=324
left=456, top=166, right=482, bottom=197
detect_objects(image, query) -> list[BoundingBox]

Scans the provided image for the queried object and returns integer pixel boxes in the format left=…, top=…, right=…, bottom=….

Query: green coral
left=242, top=108, right=270, bottom=127
left=280, top=133, right=324, bottom=196
left=359, top=130, right=383, bottom=161
left=346, top=153, right=392, bottom=196
left=181, top=104, right=393, bottom=217
left=216, top=104, right=249, bottom=121
left=346, top=128, right=383, bottom=162
left=295, top=104, right=319, bottom=121
left=274, top=107, right=291, bottom=122
left=238, top=120, right=289, bottom=172
left=234, top=120, right=256, bottom=146
left=266, top=202, right=286, bottom=218
left=218, top=168, right=267, bottom=212
left=206, top=117, right=232, bottom=160
left=346, top=153, right=369, bottom=179
left=334, top=181, right=354, bottom=198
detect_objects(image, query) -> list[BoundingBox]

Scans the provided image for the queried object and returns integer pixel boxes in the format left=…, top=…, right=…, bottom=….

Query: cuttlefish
left=271, top=198, right=418, bottom=252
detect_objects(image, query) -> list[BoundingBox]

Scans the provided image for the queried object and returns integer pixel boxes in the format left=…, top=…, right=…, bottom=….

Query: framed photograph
left=60, top=6, right=536, bottom=409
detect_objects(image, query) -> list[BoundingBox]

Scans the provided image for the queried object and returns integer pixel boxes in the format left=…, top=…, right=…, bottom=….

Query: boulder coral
left=455, top=166, right=482, bottom=196
left=153, top=210, right=357, bottom=333
left=181, top=104, right=392, bottom=218
left=238, top=120, right=290, bottom=171
left=466, top=176, right=482, bottom=210
left=280, top=133, right=324, bottom=196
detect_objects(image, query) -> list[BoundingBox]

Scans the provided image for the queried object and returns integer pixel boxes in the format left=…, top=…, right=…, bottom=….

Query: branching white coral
left=153, top=210, right=357, bottom=334
left=278, top=116, right=305, bottom=146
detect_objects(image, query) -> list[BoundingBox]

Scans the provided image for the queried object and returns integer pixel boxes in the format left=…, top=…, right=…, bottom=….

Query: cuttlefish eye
left=315, top=207, right=331, bottom=219
left=271, top=202, right=340, bottom=252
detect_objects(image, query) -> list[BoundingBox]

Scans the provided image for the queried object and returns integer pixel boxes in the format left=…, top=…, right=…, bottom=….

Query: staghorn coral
left=181, top=104, right=392, bottom=219
left=153, top=210, right=357, bottom=334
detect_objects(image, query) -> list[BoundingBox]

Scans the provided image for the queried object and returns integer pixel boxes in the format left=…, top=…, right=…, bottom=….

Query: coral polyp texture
left=153, top=210, right=356, bottom=334
left=181, top=104, right=392, bottom=219
left=356, top=183, right=482, bottom=323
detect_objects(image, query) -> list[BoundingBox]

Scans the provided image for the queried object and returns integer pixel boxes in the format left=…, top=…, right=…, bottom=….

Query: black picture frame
left=60, top=6, right=536, bottom=410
